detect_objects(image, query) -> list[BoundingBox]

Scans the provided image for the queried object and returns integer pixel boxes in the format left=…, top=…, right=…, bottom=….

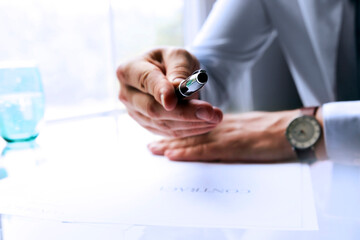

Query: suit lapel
left=263, top=0, right=344, bottom=105
left=297, top=0, right=343, bottom=103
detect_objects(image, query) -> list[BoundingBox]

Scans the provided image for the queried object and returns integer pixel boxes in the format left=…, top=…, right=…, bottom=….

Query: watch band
left=300, top=106, right=318, bottom=117
left=295, top=146, right=316, bottom=161
left=295, top=106, right=319, bottom=160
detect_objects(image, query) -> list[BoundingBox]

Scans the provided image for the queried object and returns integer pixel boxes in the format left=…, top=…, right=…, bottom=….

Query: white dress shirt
left=190, top=0, right=360, bottom=164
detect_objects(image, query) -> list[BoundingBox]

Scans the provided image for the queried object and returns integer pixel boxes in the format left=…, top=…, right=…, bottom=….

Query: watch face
left=286, top=116, right=321, bottom=150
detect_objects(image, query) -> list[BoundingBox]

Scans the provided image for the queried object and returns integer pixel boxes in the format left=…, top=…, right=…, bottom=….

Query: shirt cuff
left=323, top=101, right=360, bottom=165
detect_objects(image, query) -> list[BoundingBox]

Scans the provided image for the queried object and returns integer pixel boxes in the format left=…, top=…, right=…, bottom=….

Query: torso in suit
left=190, top=0, right=360, bottom=163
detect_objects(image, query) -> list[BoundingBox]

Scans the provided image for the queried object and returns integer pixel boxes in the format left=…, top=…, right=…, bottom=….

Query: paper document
left=0, top=115, right=318, bottom=230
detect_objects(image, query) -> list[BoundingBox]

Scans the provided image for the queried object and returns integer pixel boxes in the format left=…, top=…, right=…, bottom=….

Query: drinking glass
left=0, top=62, right=45, bottom=142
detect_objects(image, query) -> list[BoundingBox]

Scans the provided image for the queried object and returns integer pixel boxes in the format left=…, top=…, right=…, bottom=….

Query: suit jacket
left=190, top=0, right=360, bottom=163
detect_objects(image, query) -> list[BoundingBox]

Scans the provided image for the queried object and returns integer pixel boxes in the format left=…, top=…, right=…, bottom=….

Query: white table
left=0, top=112, right=359, bottom=240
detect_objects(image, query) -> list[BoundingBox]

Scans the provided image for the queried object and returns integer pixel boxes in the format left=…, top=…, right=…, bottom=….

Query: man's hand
left=148, top=110, right=301, bottom=163
left=116, top=47, right=223, bottom=137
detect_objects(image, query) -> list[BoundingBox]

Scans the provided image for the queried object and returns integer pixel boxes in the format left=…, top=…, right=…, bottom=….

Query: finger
left=131, top=110, right=217, bottom=131
left=129, top=105, right=217, bottom=138
left=117, top=60, right=177, bottom=111
left=147, top=134, right=209, bottom=155
left=141, top=125, right=170, bottom=137
left=211, top=107, right=223, bottom=123
left=159, top=120, right=217, bottom=131
left=152, top=134, right=209, bottom=149
left=128, top=111, right=193, bottom=137
left=123, top=87, right=222, bottom=123
left=121, top=84, right=178, bottom=120
left=164, top=143, right=220, bottom=161
left=143, top=125, right=215, bottom=138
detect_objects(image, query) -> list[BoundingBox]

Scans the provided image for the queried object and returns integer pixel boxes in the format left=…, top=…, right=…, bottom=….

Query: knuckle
left=170, top=48, right=199, bottom=67
left=138, top=66, right=159, bottom=93
left=145, top=99, right=159, bottom=118
left=171, top=47, right=190, bottom=58
left=171, top=66, right=192, bottom=79
left=146, top=48, right=165, bottom=62
left=118, top=88, right=128, bottom=104
left=157, top=120, right=171, bottom=131
left=139, top=70, right=152, bottom=92
left=116, top=64, right=126, bottom=82
left=127, top=111, right=135, bottom=119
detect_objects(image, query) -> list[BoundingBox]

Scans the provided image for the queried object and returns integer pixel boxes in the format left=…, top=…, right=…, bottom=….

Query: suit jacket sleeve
left=188, top=0, right=274, bottom=111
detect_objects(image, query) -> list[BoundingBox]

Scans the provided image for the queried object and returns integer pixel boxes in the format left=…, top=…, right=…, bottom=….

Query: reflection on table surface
left=0, top=113, right=359, bottom=240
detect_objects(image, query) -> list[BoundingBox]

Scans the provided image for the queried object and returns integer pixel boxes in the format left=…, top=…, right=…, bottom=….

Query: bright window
left=0, top=0, right=184, bottom=120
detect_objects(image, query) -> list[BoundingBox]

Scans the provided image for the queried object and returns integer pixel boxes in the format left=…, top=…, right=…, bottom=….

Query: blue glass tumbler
left=0, top=62, right=45, bottom=142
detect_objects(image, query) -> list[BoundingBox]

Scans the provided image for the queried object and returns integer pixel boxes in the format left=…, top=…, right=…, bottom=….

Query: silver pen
left=175, top=69, right=208, bottom=99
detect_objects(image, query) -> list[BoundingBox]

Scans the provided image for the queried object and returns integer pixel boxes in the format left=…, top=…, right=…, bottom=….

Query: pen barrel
left=177, top=69, right=207, bottom=98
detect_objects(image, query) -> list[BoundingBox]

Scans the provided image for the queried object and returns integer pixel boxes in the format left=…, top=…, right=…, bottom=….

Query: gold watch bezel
left=285, top=115, right=322, bottom=150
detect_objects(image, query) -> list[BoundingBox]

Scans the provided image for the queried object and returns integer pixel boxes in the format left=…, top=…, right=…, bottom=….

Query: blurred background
left=0, top=0, right=216, bottom=121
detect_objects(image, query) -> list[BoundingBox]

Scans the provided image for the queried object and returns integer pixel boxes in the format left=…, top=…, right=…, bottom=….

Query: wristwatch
left=285, top=107, right=322, bottom=160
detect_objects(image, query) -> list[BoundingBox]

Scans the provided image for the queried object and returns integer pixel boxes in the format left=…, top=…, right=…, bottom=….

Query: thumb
left=164, top=48, right=200, bottom=86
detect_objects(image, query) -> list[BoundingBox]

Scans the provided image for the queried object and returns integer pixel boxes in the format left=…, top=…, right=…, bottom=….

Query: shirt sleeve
left=187, top=0, right=274, bottom=111
left=323, top=101, right=360, bottom=164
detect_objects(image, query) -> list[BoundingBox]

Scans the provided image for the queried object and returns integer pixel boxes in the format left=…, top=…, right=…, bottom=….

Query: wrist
left=282, top=109, right=301, bottom=159
left=314, top=106, right=328, bottom=160
left=285, top=107, right=323, bottom=161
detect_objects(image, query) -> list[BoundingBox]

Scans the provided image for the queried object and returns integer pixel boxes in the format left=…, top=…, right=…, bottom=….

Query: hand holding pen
left=116, top=48, right=223, bottom=138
